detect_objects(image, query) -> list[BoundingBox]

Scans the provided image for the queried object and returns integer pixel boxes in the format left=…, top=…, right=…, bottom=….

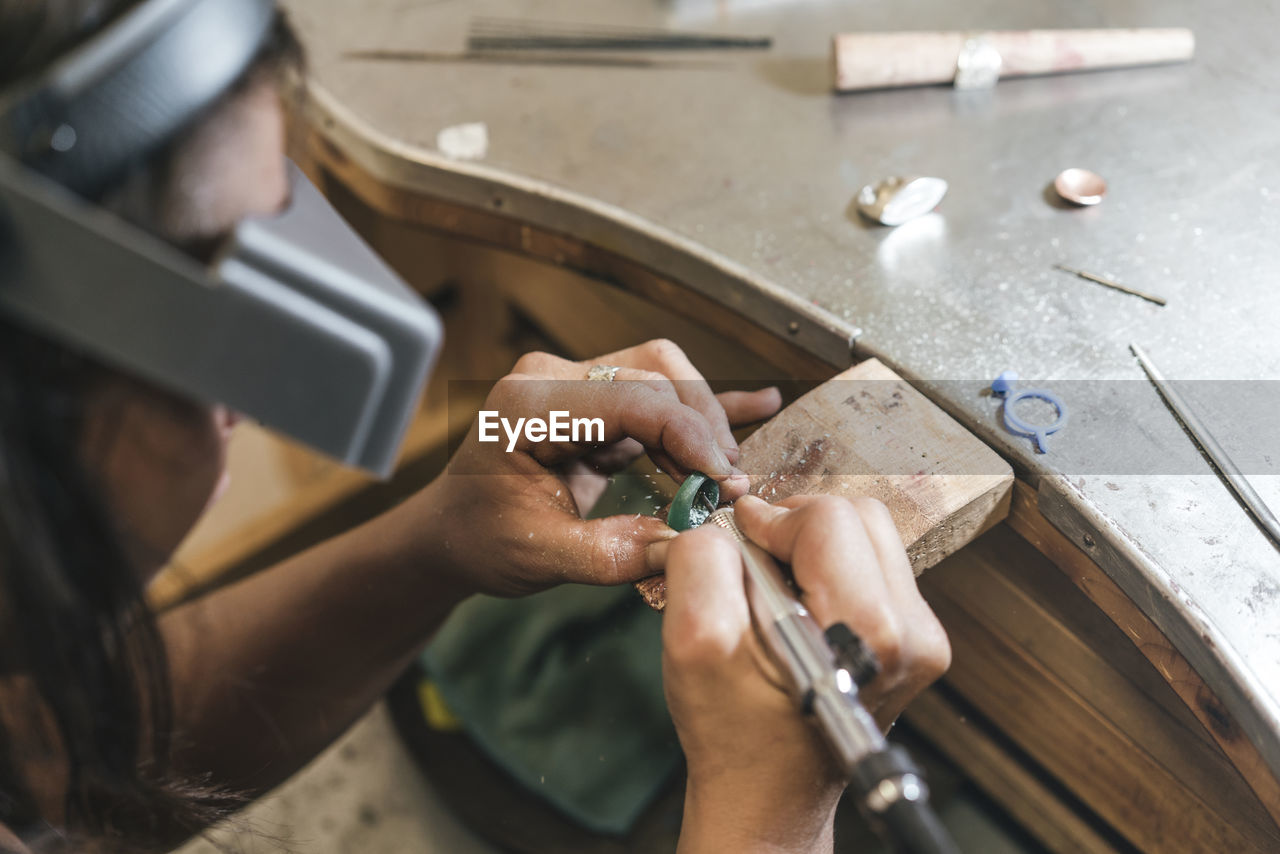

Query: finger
left=845, top=500, right=952, bottom=696
left=603, top=367, right=682, bottom=404
left=717, top=387, right=783, bottom=428
left=655, top=453, right=749, bottom=502
left=769, top=494, right=836, bottom=511
left=511, top=352, right=684, bottom=404
left=734, top=495, right=950, bottom=725
left=559, top=459, right=610, bottom=516
left=732, top=495, right=899, bottom=663
left=585, top=368, right=689, bottom=464
left=846, top=497, right=920, bottom=606
left=661, top=526, right=750, bottom=659
left=650, top=449, right=683, bottom=481
left=599, top=340, right=739, bottom=462
left=536, top=512, right=679, bottom=586
left=510, top=350, right=585, bottom=380
left=729, top=495, right=833, bottom=566
left=770, top=495, right=922, bottom=609
left=864, top=613, right=951, bottom=729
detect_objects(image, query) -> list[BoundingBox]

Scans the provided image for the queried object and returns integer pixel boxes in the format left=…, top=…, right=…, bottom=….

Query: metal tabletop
left=282, top=0, right=1280, bottom=777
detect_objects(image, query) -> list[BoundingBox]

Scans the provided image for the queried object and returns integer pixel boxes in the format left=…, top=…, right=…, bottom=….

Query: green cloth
left=419, top=474, right=678, bottom=836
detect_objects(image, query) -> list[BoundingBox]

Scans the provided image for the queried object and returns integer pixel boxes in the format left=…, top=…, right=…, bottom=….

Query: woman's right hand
left=661, top=494, right=952, bottom=853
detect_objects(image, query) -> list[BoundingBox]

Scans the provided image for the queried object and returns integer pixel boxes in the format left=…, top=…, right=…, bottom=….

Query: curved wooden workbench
left=277, top=0, right=1280, bottom=849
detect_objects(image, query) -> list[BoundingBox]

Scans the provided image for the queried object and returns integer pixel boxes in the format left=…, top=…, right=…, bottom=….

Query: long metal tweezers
left=1131, top=342, right=1280, bottom=549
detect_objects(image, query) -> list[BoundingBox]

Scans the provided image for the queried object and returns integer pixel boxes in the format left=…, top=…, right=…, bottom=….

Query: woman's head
left=80, top=47, right=293, bottom=574
left=6, top=0, right=296, bottom=572
left=0, top=0, right=299, bottom=847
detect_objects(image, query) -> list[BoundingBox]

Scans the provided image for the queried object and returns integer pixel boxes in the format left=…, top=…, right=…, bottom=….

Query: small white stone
left=436, top=122, right=489, bottom=160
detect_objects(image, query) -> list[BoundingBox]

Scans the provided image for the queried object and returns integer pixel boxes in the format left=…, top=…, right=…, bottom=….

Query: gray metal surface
left=283, top=0, right=1280, bottom=775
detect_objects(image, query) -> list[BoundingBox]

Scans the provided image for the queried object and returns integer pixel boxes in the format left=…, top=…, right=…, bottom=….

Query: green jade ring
left=666, top=472, right=721, bottom=531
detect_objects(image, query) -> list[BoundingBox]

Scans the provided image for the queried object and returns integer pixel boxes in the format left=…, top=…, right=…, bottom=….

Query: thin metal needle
left=1055, top=264, right=1168, bottom=306
left=1130, top=343, right=1280, bottom=550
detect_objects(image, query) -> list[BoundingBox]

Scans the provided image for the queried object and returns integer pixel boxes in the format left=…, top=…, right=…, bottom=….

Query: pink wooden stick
left=832, top=28, right=1195, bottom=92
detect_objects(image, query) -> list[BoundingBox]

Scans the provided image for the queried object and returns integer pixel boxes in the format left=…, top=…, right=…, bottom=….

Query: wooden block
left=637, top=358, right=1012, bottom=608
left=741, top=358, right=1012, bottom=569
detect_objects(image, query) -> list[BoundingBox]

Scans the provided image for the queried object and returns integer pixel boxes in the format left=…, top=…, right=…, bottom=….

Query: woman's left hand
left=412, top=340, right=781, bottom=597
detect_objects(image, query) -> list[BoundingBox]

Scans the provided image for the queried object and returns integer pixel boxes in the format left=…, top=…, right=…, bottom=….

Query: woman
left=0, top=2, right=951, bottom=851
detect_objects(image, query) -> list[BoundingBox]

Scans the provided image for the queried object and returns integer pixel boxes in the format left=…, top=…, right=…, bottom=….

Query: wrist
left=353, top=480, right=479, bottom=614
left=679, top=775, right=838, bottom=854
left=397, top=477, right=465, bottom=575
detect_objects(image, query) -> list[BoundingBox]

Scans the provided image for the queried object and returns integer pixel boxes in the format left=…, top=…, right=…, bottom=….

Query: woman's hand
left=662, top=495, right=951, bottom=853
left=416, top=339, right=781, bottom=597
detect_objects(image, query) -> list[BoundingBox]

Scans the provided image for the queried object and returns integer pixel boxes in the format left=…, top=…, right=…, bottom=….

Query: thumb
left=662, top=527, right=751, bottom=661
left=550, top=513, right=678, bottom=586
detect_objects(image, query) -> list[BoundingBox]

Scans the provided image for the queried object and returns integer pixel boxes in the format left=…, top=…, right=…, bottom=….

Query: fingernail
left=646, top=540, right=671, bottom=573
left=722, top=445, right=740, bottom=465
left=711, top=445, right=734, bottom=475
left=723, top=473, right=750, bottom=491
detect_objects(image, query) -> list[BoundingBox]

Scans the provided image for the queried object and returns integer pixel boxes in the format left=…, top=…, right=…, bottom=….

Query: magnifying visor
left=0, top=0, right=442, bottom=478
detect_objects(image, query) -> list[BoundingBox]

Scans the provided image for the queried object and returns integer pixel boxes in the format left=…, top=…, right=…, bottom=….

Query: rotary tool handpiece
left=704, top=507, right=959, bottom=854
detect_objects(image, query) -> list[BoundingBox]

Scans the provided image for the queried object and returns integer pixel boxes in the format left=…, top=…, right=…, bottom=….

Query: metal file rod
left=1131, top=343, right=1280, bottom=549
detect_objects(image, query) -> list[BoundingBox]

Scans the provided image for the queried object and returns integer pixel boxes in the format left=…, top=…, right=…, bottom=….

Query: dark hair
left=0, top=2, right=300, bottom=849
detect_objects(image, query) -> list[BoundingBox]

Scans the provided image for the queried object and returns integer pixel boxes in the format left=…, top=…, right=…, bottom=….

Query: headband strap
left=0, top=0, right=276, bottom=196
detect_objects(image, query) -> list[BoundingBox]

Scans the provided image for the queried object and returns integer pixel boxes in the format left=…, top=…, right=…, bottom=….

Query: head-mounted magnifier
left=0, top=0, right=442, bottom=478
